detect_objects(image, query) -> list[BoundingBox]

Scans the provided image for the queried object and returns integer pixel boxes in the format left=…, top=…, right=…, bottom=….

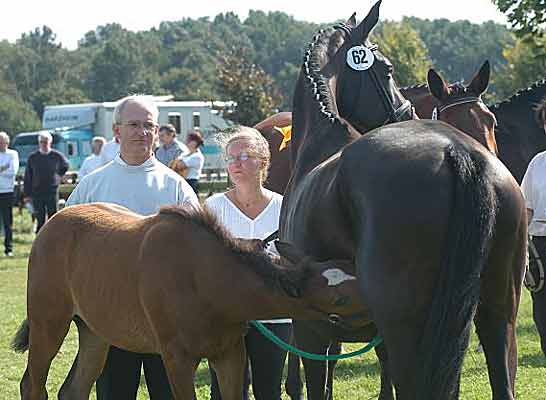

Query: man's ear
left=112, top=124, right=121, bottom=141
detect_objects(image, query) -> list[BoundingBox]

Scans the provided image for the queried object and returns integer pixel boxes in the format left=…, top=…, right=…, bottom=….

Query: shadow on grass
left=519, top=353, right=546, bottom=368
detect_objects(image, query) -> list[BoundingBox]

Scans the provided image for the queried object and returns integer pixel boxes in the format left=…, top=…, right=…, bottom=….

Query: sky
left=2, top=0, right=509, bottom=50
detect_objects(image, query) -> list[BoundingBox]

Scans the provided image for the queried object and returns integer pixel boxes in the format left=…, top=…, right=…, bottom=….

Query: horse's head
left=276, top=241, right=369, bottom=326
left=330, top=1, right=413, bottom=132
left=428, top=61, right=498, bottom=155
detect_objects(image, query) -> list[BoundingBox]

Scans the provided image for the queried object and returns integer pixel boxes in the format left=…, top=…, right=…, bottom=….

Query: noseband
left=334, top=22, right=414, bottom=128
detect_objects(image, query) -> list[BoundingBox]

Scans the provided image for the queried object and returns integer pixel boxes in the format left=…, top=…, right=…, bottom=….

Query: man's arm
left=23, top=156, right=33, bottom=198
left=58, top=152, right=69, bottom=176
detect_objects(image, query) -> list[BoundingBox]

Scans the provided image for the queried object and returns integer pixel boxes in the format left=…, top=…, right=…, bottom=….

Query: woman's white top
left=522, top=150, right=546, bottom=236
left=181, top=150, right=205, bottom=180
left=205, top=189, right=290, bottom=324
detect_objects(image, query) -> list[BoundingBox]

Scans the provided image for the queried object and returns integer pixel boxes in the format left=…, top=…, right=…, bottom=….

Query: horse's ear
left=345, top=12, right=357, bottom=28
left=354, top=0, right=381, bottom=42
left=427, top=68, right=449, bottom=102
left=468, top=60, right=490, bottom=96
left=276, top=241, right=306, bottom=265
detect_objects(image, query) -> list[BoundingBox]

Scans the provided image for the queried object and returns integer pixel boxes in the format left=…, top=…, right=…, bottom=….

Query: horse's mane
left=158, top=206, right=309, bottom=292
left=491, top=78, right=546, bottom=113
left=302, top=27, right=343, bottom=127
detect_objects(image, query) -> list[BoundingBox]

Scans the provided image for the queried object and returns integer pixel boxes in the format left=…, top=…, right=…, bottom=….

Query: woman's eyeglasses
left=225, top=152, right=254, bottom=164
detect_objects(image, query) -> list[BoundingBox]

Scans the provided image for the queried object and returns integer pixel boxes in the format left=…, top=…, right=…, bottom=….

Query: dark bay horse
left=256, top=61, right=501, bottom=400
left=280, top=2, right=527, bottom=399
left=12, top=203, right=367, bottom=400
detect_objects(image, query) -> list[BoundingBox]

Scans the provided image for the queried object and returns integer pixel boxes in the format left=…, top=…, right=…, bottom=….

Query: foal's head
left=428, top=61, right=498, bottom=155
left=276, top=242, right=367, bottom=325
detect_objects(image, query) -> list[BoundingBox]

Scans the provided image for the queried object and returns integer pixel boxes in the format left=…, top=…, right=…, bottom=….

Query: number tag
left=346, top=46, right=375, bottom=71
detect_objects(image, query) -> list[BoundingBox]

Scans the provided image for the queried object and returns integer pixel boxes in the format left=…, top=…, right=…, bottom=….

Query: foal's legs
left=58, top=319, right=109, bottom=399
left=21, top=313, right=72, bottom=400
left=160, top=341, right=201, bottom=400
left=210, top=336, right=247, bottom=400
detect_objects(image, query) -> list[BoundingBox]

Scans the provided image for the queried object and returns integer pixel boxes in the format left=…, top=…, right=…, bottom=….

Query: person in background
left=176, top=130, right=205, bottom=195
left=99, top=136, right=120, bottom=166
left=23, top=131, right=69, bottom=233
left=520, top=98, right=546, bottom=358
left=0, top=131, right=19, bottom=256
left=155, top=124, right=188, bottom=166
left=205, top=126, right=288, bottom=400
left=67, top=95, right=199, bottom=400
left=78, top=136, right=106, bottom=179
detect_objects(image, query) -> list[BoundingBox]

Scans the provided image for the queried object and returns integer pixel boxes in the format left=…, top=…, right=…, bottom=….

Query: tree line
left=0, top=9, right=545, bottom=134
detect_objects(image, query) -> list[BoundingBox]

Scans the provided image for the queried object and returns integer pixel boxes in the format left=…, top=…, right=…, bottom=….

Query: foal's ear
left=468, top=60, right=490, bottom=97
left=427, top=69, right=449, bottom=102
left=354, top=0, right=381, bottom=42
left=276, top=241, right=306, bottom=265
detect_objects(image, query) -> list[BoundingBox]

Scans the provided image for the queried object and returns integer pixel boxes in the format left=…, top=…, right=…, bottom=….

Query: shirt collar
left=114, top=154, right=156, bottom=168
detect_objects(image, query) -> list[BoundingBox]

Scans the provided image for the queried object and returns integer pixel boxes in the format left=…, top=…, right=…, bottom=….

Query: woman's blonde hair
left=218, top=125, right=270, bottom=183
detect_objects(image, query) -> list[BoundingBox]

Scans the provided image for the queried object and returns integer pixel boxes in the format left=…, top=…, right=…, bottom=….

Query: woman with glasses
left=204, top=126, right=289, bottom=400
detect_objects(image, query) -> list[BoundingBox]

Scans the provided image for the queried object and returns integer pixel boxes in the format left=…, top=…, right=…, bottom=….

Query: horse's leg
left=374, top=342, right=395, bottom=400
left=474, top=230, right=525, bottom=400
left=285, top=329, right=304, bottom=400
left=209, top=336, right=246, bottom=400
left=22, top=314, right=72, bottom=400
left=324, top=342, right=341, bottom=400
left=292, top=321, right=331, bottom=400
left=58, top=319, right=109, bottom=399
left=160, top=347, right=199, bottom=400
left=531, top=288, right=546, bottom=357
left=285, top=353, right=303, bottom=400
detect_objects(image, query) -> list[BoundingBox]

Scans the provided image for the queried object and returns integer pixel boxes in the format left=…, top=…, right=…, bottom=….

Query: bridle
left=334, top=22, right=414, bottom=128
left=432, top=95, right=483, bottom=120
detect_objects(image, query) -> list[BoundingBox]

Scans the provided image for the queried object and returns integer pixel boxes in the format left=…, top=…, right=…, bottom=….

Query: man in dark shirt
left=23, top=131, right=69, bottom=232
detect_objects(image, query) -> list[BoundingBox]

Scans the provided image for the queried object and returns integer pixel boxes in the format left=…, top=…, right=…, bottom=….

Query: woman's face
left=226, top=140, right=263, bottom=186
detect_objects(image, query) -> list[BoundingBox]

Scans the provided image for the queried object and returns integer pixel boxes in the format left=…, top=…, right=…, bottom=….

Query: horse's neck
left=291, top=116, right=355, bottom=186
left=402, top=86, right=439, bottom=119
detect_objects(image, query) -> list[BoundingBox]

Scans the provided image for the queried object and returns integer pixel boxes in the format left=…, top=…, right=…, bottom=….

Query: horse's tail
left=417, top=145, right=497, bottom=399
left=11, top=319, right=30, bottom=353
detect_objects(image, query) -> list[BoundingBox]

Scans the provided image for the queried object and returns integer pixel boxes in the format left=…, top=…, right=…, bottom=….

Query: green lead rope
left=250, top=321, right=383, bottom=361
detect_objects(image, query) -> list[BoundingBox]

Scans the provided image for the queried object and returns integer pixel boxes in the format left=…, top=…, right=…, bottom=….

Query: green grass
left=0, top=212, right=544, bottom=399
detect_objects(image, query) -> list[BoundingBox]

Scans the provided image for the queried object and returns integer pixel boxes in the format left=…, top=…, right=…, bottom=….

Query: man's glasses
left=225, top=152, right=254, bottom=164
left=120, top=121, right=158, bottom=133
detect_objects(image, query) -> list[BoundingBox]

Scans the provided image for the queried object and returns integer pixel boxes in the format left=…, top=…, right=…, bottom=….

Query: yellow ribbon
left=274, top=125, right=292, bottom=151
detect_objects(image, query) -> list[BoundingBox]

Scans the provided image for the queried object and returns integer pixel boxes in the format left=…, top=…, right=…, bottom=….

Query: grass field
left=0, top=211, right=544, bottom=399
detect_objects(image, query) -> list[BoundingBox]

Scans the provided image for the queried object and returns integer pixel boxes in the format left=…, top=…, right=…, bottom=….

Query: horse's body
left=13, top=203, right=366, bottom=400
left=279, top=3, right=527, bottom=399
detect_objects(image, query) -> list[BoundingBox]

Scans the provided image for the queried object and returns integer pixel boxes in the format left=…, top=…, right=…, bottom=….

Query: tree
left=217, top=48, right=282, bottom=126
left=493, top=0, right=546, bottom=35
left=372, top=21, right=431, bottom=86
left=491, top=32, right=546, bottom=101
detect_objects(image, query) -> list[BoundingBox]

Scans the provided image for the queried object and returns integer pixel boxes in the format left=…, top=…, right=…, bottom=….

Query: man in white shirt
left=520, top=99, right=546, bottom=358
left=0, top=131, right=19, bottom=257
left=78, top=136, right=106, bottom=179
left=67, top=95, right=199, bottom=399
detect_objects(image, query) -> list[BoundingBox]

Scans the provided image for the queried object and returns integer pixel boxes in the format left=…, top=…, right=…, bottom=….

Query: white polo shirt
left=522, top=150, right=546, bottom=236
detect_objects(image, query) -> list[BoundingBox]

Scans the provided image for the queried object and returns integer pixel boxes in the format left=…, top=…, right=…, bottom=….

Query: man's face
left=0, top=137, right=8, bottom=152
left=39, top=137, right=52, bottom=152
left=92, top=140, right=104, bottom=155
left=159, top=131, right=175, bottom=146
left=113, top=102, right=158, bottom=161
